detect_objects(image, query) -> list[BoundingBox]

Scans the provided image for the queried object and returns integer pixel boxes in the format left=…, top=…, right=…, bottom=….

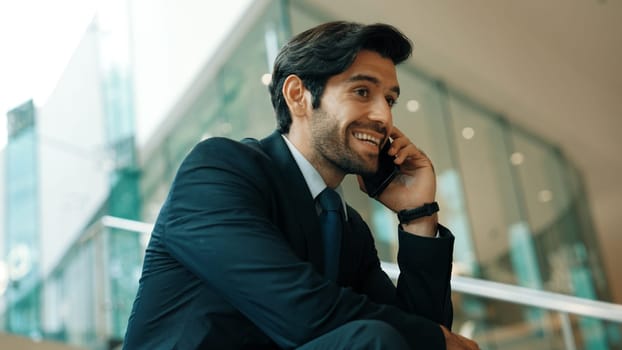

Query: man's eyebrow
left=346, top=74, right=400, bottom=96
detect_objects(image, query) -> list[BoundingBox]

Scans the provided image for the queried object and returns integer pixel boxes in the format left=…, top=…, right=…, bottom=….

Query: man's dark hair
left=269, top=21, right=413, bottom=134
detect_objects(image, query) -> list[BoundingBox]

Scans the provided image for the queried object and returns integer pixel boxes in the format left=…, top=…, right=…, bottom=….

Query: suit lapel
left=257, top=131, right=325, bottom=274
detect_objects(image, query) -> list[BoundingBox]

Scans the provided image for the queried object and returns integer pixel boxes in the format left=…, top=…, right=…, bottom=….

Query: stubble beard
left=310, top=109, right=378, bottom=176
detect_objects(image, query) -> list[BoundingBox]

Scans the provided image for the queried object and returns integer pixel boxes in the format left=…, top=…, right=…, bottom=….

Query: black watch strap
left=397, top=202, right=439, bottom=224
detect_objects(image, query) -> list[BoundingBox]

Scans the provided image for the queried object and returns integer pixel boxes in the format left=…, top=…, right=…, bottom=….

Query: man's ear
left=282, top=74, right=310, bottom=117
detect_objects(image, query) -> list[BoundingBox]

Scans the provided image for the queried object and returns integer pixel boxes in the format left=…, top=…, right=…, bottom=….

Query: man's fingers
left=387, top=126, right=429, bottom=164
left=441, top=325, right=480, bottom=350
left=394, top=143, right=418, bottom=164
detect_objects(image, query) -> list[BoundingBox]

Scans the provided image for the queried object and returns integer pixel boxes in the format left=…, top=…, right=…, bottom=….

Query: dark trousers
left=296, top=320, right=410, bottom=350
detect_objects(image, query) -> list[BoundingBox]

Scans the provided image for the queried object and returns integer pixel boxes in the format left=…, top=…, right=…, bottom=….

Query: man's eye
left=354, top=88, right=369, bottom=97
left=386, top=97, right=397, bottom=107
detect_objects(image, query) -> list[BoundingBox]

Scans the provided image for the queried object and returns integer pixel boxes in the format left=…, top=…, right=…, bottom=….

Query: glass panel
left=106, top=228, right=142, bottom=340
left=455, top=296, right=567, bottom=350
left=4, top=101, right=41, bottom=336
left=447, top=94, right=527, bottom=284
left=511, top=131, right=570, bottom=234
left=141, top=0, right=290, bottom=217
left=37, top=230, right=99, bottom=348
left=220, top=1, right=286, bottom=141
left=397, top=78, right=476, bottom=275
left=289, top=0, right=323, bottom=34
left=571, top=315, right=617, bottom=350
left=60, top=242, right=97, bottom=346
left=166, top=85, right=221, bottom=169
left=510, top=130, right=589, bottom=288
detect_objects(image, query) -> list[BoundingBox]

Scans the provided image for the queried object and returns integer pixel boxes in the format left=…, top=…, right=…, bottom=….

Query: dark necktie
left=317, top=188, right=343, bottom=281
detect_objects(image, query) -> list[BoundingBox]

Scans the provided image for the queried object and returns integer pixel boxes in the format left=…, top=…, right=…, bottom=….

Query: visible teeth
left=354, top=132, right=380, bottom=145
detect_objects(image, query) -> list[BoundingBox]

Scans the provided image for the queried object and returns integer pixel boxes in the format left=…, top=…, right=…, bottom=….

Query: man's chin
left=336, top=152, right=377, bottom=175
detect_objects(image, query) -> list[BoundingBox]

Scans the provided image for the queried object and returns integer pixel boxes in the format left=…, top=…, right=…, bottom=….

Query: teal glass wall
left=99, top=0, right=142, bottom=340
left=42, top=238, right=97, bottom=345
left=4, top=100, right=42, bottom=338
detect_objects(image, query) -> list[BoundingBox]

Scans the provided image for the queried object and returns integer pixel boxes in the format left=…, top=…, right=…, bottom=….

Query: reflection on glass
left=406, top=99, right=420, bottom=112
left=462, top=127, right=475, bottom=140
left=510, top=151, right=524, bottom=165
left=538, top=189, right=553, bottom=203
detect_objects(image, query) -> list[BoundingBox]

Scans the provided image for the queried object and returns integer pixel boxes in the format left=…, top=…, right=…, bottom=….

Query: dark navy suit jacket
left=123, top=131, right=455, bottom=349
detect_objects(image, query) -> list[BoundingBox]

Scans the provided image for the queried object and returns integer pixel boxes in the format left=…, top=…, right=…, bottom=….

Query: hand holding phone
left=360, top=127, right=438, bottom=236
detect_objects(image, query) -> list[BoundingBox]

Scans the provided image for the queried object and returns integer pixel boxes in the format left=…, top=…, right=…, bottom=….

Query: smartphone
left=362, top=139, right=399, bottom=198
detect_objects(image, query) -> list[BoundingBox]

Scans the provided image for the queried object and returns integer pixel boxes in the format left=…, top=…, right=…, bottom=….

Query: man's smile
left=353, top=132, right=381, bottom=146
left=352, top=130, right=386, bottom=156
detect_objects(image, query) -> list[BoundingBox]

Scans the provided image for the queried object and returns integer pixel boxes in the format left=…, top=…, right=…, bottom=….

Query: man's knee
left=348, top=320, right=410, bottom=349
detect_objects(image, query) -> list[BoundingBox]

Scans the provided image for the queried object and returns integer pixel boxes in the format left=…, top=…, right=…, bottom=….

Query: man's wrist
left=400, top=213, right=438, bottom=237
left=397, top=202, right=439, bottom=223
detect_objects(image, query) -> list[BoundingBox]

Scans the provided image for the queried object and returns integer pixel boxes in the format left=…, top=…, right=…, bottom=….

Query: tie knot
left=317, top=188, right=342, bottom=212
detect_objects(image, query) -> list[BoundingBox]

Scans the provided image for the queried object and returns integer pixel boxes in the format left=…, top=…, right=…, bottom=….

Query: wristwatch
left=397, top=202, right=439, bottom=224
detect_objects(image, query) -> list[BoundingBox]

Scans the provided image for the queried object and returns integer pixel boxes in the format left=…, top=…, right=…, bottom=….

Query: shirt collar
left=282, top=135, right=326, bottom=199
left=281, top=135, right=348, bottom=216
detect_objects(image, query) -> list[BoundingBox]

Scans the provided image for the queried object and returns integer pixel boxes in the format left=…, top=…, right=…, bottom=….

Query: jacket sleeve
left=395, top=226, right=454, bottom=328
left=160, top=138, right=446, bottom=349
left=350, top=209, right=455, bottom=328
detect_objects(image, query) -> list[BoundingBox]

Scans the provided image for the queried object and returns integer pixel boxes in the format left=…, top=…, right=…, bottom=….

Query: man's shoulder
left=187, top=136, right=272, bottom=162
left=193, top=136, right=256, bottom=151
left=170, top=135, right=279, bottom=196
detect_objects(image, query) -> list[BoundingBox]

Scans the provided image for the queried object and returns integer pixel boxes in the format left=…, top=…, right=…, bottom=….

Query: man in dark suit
left=123, top=21, right=479, bottom=349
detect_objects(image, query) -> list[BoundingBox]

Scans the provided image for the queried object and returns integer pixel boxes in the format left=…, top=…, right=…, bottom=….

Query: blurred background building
left=0, top=0, right=621, bottom=349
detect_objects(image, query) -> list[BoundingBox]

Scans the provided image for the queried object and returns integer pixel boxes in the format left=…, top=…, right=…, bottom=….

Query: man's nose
left=368, top=98, right=393, bottom=128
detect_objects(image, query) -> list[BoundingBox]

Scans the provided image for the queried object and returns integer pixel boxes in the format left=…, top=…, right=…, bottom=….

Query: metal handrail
left=102, top=215, right=622, bottom=325
left=380, top=261, right=622, bottom=323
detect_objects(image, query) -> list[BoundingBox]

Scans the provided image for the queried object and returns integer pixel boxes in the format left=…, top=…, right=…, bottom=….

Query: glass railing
left=382, top=261, right=622, bottom=350
left=99, top=216, right=622, bottom=350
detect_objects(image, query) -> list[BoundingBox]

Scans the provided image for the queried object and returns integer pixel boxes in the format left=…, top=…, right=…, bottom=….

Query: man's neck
left=283, top=131, right=345, bottom=189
